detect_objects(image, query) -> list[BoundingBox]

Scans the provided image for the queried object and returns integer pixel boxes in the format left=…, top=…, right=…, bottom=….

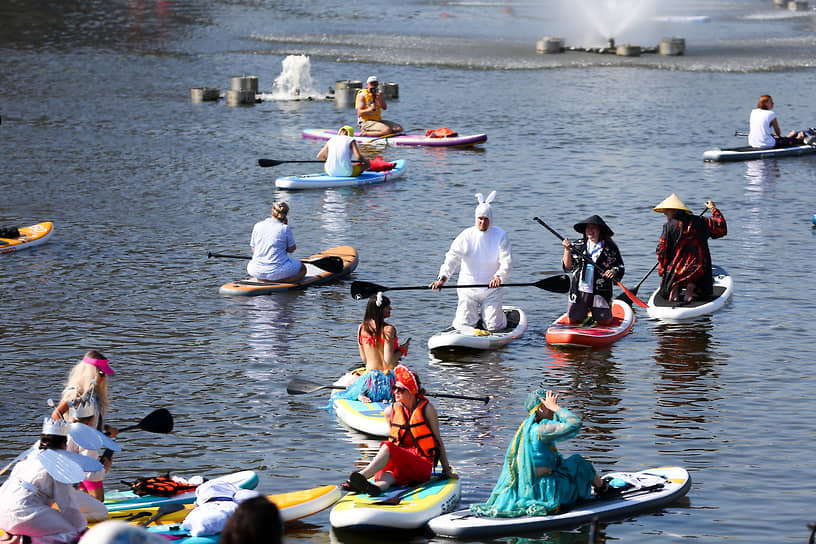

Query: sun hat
left=573, top=215, right=614, bottom=237
left=366, top=75, right=378, bottom=84
left=338, top=125, right=355, bottom=136
left=83, top=355, right=115, bottom=376
left=653, top=193, right=691, bottom=213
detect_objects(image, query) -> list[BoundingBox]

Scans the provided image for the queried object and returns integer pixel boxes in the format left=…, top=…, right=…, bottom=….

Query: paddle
left=350, top=275, right=570, bottom=301
left=117, top=408, right=174, bottom=434
left=258, top=159, right=325, bottom=167
left=286, top=378, right=490, bottom=404
left=532, top=217, right=649, bottom=308
left=207, top=251, right=344, bottom=274
left=141, top=502, right=185, bottom=526
left=374, top=475, right=446, bottom=506
left=616, top=207, right=708, bottom=306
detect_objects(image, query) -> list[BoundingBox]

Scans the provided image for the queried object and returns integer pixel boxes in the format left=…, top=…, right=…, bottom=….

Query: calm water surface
left=2, top=1, right=816, bottom=542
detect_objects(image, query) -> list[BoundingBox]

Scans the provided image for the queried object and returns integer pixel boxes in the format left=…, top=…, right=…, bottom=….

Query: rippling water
left=2, top=0, right=816, bottom=542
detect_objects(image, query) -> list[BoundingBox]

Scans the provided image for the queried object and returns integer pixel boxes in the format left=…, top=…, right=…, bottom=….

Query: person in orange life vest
left=355, top=76, right=403, bottom=137
left=316, top=125, right=369, bottom=177
left=343, top=365, right=456, bottom=496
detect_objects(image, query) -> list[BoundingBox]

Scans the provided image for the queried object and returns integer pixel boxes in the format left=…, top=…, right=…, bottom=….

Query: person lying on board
left=430, top=191, right=513, bottom=332
left=330, top=292, right=409, bottom=406
left=470, top=389, right=610, bottom=518
left=246, top=202, right=306, bottom=283
left=342, top=365, right=455, bottom=496
left=355, top=75, right=403, bottom=137
left=654, top=195, right=727, bottom=303
left=748, top=95, right=807, bottom=149
left=316, top=125, right=369, bottom=177
left=561, top=215, right=624, bottom=326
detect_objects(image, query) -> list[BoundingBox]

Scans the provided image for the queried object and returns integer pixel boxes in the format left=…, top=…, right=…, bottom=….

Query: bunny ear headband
left=474, top=190, right=497, bottom=222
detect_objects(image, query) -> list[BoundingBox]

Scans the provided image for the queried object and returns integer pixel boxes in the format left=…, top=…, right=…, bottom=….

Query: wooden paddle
left=532, top=217, right=649, bottom=308
left=286, top=377, right=490, bottom=404
left=207, top=251, right=344, bottom=274
left=616, top=207, right=708, bottom=306
left=350, top=275, right=570, bottom=301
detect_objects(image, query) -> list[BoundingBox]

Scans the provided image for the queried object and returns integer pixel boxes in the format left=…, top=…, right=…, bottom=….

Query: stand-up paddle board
left=218, top=245, right=358, bottom=296
left=545, top=299, right=634, bottom=347
left=646, top=265, right=733, bottom=321
left=428, top=306, right=527, bottom=351
left=275, top=160, right=406, bottom=189
left=429, top=466, right=690, bottom=538
left=302, top=128, right=487, bottom=147
left=0, top=222, right=54, bottom=254
left=331, top=472, right=460, bottom=531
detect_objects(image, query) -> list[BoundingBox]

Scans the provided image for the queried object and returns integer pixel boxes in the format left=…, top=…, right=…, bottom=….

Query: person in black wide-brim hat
left=561, top=215, right=624, bottom=325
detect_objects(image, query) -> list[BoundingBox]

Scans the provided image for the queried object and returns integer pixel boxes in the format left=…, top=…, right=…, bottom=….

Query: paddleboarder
left=470, top=389, right=609, bottom=518
left=51, top=351, right=118, bottom=505
left=0, top=418, right=88, bottom=544
left=561, top=215, right=624, bottom=326
left=246, top=202, right=307, bottom=283
left=654, top=194, right=727, bottom=303
left=343, top=365, right=455, bottom=496
left=748, top=95, right=807, bottom=149
left=429, top=191, right=513, bottom=332
left=355, top=76, right=403, bottom=137
left=331, top=292, right=409, bottom=405
left=315, top=125, right=369, bottom=177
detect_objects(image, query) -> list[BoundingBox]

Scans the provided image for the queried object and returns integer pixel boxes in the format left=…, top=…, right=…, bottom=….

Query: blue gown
left=328, top=370, right=395, bottom=409
left=470, top=407, right=596, bottom=517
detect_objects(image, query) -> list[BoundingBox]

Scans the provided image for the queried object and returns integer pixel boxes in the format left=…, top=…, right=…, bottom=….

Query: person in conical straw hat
left=429, top=191, right=514, bottom=332
left=654, top=193, right=727, bottom=303
left=561, top=214, right=625, bottom=325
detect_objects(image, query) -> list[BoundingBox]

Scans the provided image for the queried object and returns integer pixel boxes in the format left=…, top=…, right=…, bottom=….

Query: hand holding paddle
left=532, top=217, right=649, bottom=308
left=286, top=377, right=490, bottom=404
left=350, top=275, right=570, bottom=300
left=207, top=251, right=344, bottom=274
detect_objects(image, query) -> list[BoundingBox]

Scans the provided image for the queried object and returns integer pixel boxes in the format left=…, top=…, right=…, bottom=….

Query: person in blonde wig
left=247, top=202, right=307, bottom=283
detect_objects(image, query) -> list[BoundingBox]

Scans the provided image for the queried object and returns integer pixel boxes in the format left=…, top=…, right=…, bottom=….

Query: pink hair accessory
left=82, top=356, right=115, bottom=376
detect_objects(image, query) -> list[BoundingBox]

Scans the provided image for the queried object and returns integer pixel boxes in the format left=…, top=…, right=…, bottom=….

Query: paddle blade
left=286, top=378, right=332, bottom=395
left=534, top=274, right=571, bottom=293
left=305, top=255, right=343, bottom=274
left=137, top=408, right=174, bottom=434
left=258, top=159, right=283, bottom=167
left=350, top=280, right=388, bottom=300
left=616, top=282, right=648, bottom=308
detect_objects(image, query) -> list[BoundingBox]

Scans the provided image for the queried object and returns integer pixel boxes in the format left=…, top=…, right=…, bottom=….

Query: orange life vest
left=388, top=396, right=438, bottom=462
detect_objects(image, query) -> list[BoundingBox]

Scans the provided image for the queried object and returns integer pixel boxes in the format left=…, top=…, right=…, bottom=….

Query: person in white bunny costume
left=429, top=191, right=513, bottom=331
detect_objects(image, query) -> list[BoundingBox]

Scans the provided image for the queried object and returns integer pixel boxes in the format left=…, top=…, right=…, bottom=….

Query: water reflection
left=651, top=320, right=724, bottom=455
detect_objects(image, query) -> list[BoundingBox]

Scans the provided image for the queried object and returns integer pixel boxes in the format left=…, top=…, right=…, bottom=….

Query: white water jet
left=551, top=0, right=664, bottom=47
left=267, top=55, right=321, bottom=100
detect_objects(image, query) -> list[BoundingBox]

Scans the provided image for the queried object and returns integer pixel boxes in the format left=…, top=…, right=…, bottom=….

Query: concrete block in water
left=616, top=44, right=641, bottom=57
left=536, top=37, right=564, bottom=54
left=230, top=76, right=258, bottom=92
left=190, top=87, right=220, bottom=102
left=334, top=80, right=362, bottom=108
left=659, top=38, right=686, bottom=56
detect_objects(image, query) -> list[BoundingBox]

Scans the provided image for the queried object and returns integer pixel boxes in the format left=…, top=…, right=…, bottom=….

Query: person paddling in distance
left=748, top=94, right=807, bottom=149
left=316, top=125, right=369, bottom=177
left=561, top=215, right=624, bottom=326
left=430, top=191, right=513, bottom=332
left=654, top=194, right=727, bottom=303
left=246, top=202, right=306, bottom=283
left=0, top=418, right=88, bottom=544
left=331, top=292, right=409, bottom=405
left=470, top=389, right=611, bottom=518
left=343, top=365, right=456, bottom=496
left=355, top=75, right=403, bottom=137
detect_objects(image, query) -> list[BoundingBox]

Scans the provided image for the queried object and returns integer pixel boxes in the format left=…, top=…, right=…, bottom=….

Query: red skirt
left=375, top=441, right=433, bottom=486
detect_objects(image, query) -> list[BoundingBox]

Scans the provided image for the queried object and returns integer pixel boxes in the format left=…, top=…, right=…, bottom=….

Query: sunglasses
left=394, top=386, right=408, bottom=393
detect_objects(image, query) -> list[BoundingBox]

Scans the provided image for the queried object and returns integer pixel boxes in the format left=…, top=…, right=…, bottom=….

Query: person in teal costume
left=470, top=389, right=607, bottom=517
